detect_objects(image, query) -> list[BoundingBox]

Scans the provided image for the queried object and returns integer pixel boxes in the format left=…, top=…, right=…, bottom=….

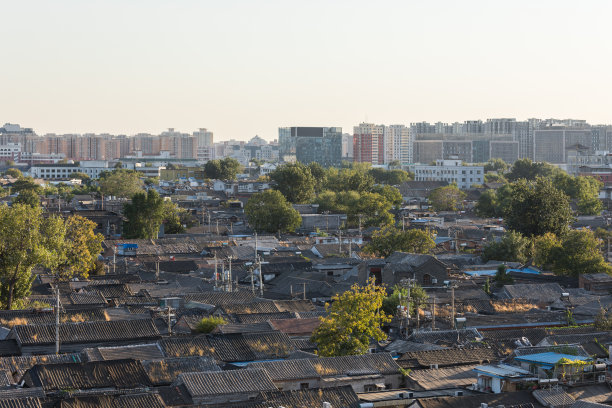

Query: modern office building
left=279, top=127, right=343, bottom=167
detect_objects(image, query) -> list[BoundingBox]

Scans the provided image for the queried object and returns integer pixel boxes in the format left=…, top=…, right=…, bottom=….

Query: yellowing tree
left=311, top=278, right=390, bottom=356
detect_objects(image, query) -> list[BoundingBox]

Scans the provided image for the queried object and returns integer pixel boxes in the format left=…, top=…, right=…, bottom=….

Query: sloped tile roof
left=0, top=354, right=81, bottom=380
left=81, top=343, right=164, bottom=362
left=406, top=365, right=477, bottom=391
left=143, top=356, right=220, bottom=385
left=310, top=353, right=400, bottom=376
left=268, top=318, right=321, bottom=336
left=0, top=398, right=42, bottom=408
left=13, top=319, right=160, bottom=346
left=60, top=393, right=167, bottom=408
left=23, top=359, right=152, bottom=391
left=409, top=328, right=483, bottom=345
left=254, top=385, right=360, bottom=408
left=177, top=368, right=277, bottom=397
left=182, top=291, right=257, bottom=305
left=398, top=347, right=499, bottom=369
left=242, top=331, right=294, bottom=360
left=158, top=336, right=216, bottom=358
left=248, top=359, right=319, bottom=381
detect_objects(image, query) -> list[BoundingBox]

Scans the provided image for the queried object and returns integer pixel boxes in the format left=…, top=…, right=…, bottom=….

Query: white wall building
left=410, top=159, right=484, bottom=189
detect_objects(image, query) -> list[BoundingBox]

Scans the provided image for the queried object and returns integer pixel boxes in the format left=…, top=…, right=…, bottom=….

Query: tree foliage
left=506, top=158, right=561, bottom=182
left=382, top=283, right=428, bottom=317
left=368, top=168, right=412, bottom=185
left=484, top=158, right=508, bottom=173
left=311, top=278, right=391, bottom=356
left=41, top=215, right=104, bottom=282
left=99, top=169, right=144, bottom=198
left=245, top=190, right=302, bottom=233
left=122, top=189, right=165, bottom=239
left=0, top=206, right=102, bottom=309
left=532, top=229, right=611, bottom=277
left=270, top=163, right=316, bottom=204
left=428, top=184, right=466, bottom=211
left=196, top=316, right=227, bottom=333
left=13, top=190, right=40, bottom=208
left=204, top=157, right=242, bottom=180
left=504, top=178, right=573, bottom=237
left=364, top=226, right=435, bottom=258
left=4, top=168, right=22, bottom=178
left=11, top=177, right=42, bottom=194
left=314, top=190, right=394, bottom=228
left=482, top=231, right=532, bottom=263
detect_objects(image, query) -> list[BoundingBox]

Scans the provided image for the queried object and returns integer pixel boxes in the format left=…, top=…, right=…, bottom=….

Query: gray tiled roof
left=249, top=359, right=319, bottom=381
left=143, top=356, right=220, bottom=385
left=81, top=343, right=165, bottom=362
left=12, top=319, right=160, bottom=346
left=177, top=368, right=277, bottom=397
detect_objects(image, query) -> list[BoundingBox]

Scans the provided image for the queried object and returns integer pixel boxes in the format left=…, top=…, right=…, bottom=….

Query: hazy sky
left=2, top=1, right=611, bottom=140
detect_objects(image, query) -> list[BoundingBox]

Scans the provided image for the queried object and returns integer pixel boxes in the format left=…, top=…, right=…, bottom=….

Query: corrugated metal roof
left=515, top=352, right=592, bottom=365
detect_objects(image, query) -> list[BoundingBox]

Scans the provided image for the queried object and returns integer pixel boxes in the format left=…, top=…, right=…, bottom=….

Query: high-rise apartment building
left=353, top=123, right=384, bottom=165
left=384, top=125, right=413, bottom=165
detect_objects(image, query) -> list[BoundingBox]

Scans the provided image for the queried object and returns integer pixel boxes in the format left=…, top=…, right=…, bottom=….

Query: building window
left=300, top=383, right=309, bottom=389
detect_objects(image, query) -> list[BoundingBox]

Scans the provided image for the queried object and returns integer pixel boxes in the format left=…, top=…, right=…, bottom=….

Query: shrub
left=196, top=316, right=227, bottom=333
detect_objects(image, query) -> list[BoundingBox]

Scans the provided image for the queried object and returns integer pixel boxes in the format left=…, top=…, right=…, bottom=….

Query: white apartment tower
left=384, top=125, right=413, bottom=165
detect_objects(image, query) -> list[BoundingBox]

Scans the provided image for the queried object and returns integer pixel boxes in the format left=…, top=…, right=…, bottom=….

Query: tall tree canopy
left=504, top=177, right=573, bottom=237
left=428, top=184, right=466, bottom=211
left=98, top=169, right=144, bottom=198
left=204, top=157, right=242, bottom=180
left=506, top=158, right=560, bottom=182
left=269, top=163, right=316, bottom=203
left=364, top=226, right=436, bottom=258
left=245, top=190, right=302, bottom=233
left=123, top=189, right=165, bottom=239
left=311, top=278, right=390, bottom=356
left=368, top=168, right=412, bottom=185
left=481, top=231, right=532, bottom=263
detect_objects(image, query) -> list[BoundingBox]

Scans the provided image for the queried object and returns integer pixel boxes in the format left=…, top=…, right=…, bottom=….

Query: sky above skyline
left=2, top=0, right=611, bottom=141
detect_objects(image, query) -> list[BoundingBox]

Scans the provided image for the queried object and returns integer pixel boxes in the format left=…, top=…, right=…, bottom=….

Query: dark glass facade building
left=279, top=127, right=343, bottom=167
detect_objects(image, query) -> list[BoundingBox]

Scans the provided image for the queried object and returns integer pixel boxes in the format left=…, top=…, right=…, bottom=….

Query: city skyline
left=2, top=1, right=611, bottom=140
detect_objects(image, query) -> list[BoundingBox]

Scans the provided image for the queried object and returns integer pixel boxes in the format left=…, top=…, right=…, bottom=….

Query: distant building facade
left=279, top=127, right=343, bottom=167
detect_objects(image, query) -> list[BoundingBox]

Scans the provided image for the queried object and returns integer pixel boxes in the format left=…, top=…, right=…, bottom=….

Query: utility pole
left=216, top=219, right=219, bottom=235
left=451, top=285, right=456, bottom=330
left=55, top=283, right=60, bottom=354
left=228, top=256, right=233, bottom=292
left=303, top=282, right=306, bottom=300
left=208, top=211, right=211, bottom=234
left=339, top=229, right=342, bottom=254
left=221, top=261, right=226, bottom=291
left=432, top=296, right=436, bottom=330
left=155, top=259, right=160, bottom=281
left=113, top=244, right=117, bottom=275
left=214, top=253, right=218, bottom=288
left=167, top=305, right=172, bottom=336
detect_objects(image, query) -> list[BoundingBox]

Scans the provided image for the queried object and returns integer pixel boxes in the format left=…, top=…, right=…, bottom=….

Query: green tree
left=41, top=215, right=104, bottom=282
left=532, top=232, right=562, bottom=270
left=270, top=163, right=316, bottom=203
left=311, top=278, right=391, bottom=356
left=69, top=172, right=91, bottom=183
left=4, top=168, right=22, bottom=178
left=11, top=177, right=42, bottom=194
left=245, top=190, right=302, bottom=233
left=364, top=226, right=435, bottom=258
left=324, top=167, right=374, bottom=192
left=204, top=158, right=242, bottom=180
left=504, top=178, right=573, bottom=237
left=484, top=172, right=508, bottom=183
left=196, top=316, right=227, bottom=333
left=482, top=231, right=532, bottom=263
left=370, top=185, right=403, bottom=207
left=368, top=168, right=411, bottom=185
left=549, top=229, right=611, bottom=277
left=308, top=162, right=327, bottom=193
left=475, top=189, right=499, bottom=218
left=123, top=190, right=166, bottom=239
left=162, top=201, right=195, bottom=234
left=382, top=283, right=428, bottom=317
left=428, top=184, right=466, bottom=211
left=506, top=158, right=560, bottom=181
left=484, top=158, right=508, bottom=173
left=0, top=204, right=44, bottom=309
left=494, top=265, right=514, bottom=284
left=13, top=190, right=40, bottom=208
left=99, top=169, right=144, bottom=198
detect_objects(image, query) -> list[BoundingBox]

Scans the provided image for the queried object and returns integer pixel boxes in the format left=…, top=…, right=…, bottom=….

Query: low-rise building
left=411, top=160, right=484, bottom=189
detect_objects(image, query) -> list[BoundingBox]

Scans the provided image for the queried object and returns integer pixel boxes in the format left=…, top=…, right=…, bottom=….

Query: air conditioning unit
left=598, top=375, right=606, bottom=383
left=430, top=364, right=439, bottom=369
left=399, top=392, right=414, bottom=399
left=431, top=278, right=438, bottom=284
left=455, top=391, right=463, bottom=396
